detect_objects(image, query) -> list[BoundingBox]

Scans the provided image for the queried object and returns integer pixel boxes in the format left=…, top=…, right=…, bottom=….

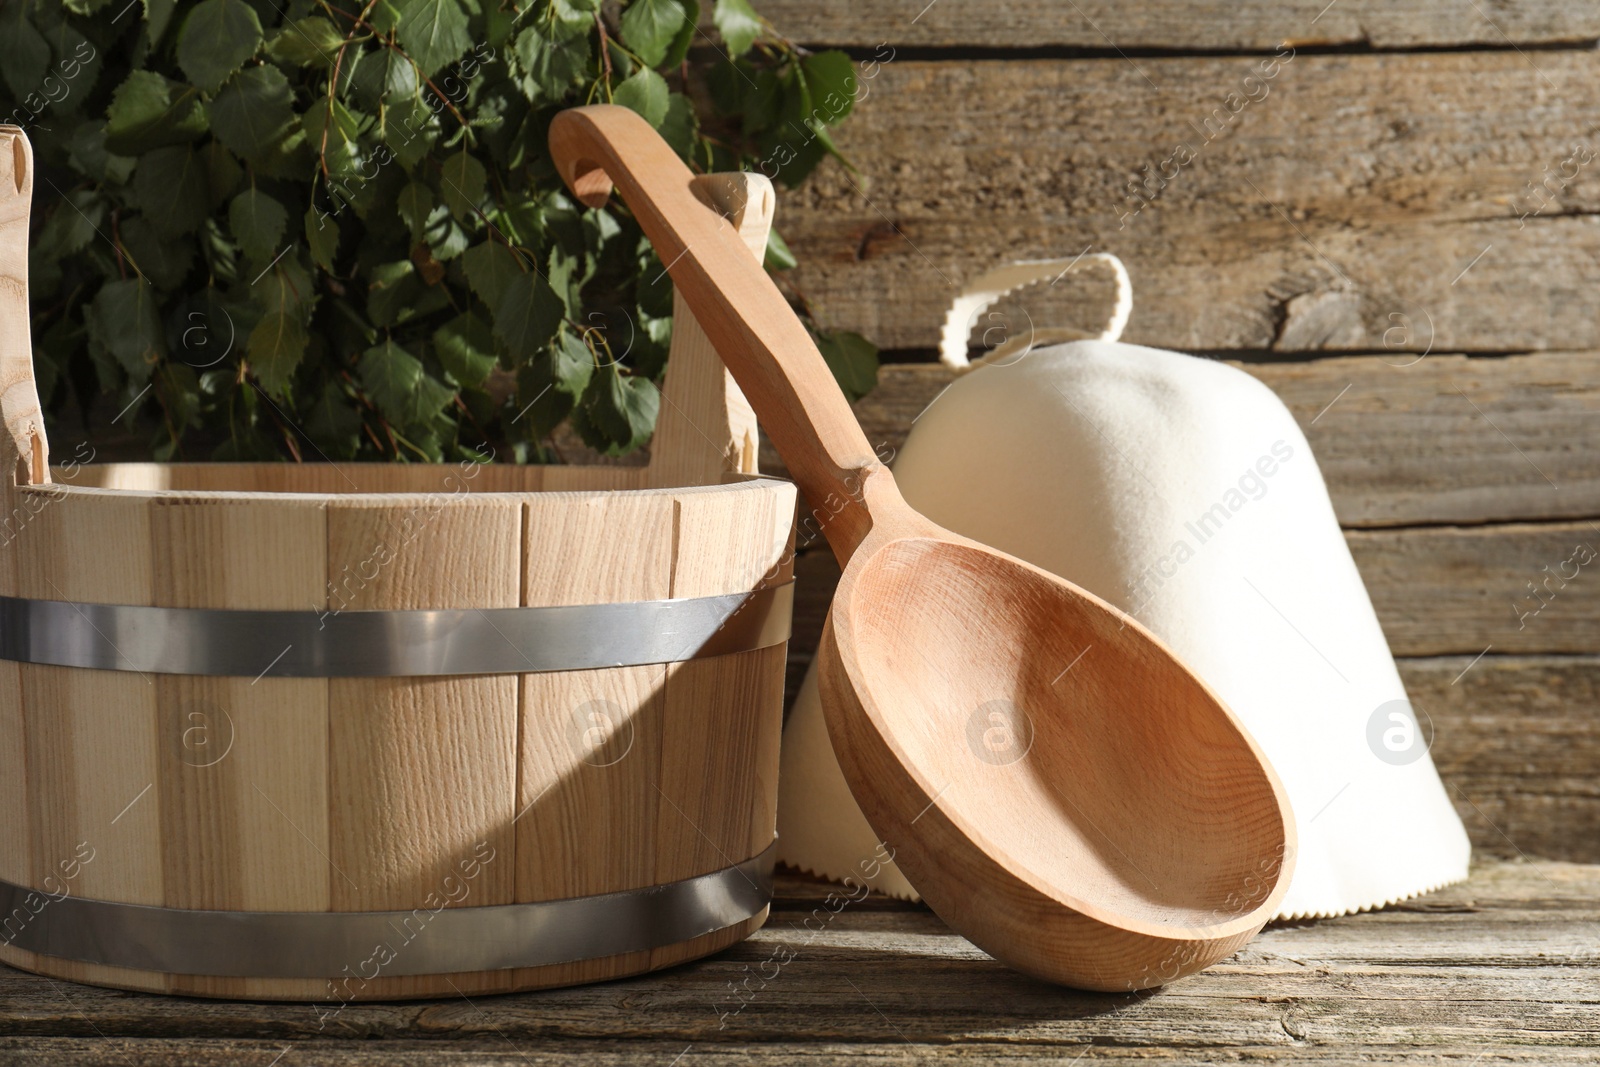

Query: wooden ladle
left=550, top=106, right=1294, bottom=990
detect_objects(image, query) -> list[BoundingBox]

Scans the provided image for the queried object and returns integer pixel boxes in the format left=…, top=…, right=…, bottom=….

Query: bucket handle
left=644, top=172, right=774, bottom=489
left=0, top=127, right=49, bottom=487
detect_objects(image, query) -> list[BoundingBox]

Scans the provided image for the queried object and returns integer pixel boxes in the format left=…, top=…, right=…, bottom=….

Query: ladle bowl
left=550, top=105, right=1294, bottom=990
left=824, top=528, right=1291, bottom=988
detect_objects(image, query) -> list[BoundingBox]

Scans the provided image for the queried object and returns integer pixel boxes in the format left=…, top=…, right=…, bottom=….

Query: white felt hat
left=777, top=259, right=1470, bottom=919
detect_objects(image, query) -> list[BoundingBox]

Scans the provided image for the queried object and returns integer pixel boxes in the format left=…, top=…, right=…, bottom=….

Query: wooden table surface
left=2, top=861, right=1595, bottom=1064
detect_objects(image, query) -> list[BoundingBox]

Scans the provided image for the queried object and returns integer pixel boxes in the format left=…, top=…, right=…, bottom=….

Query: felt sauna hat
left=777, top=257, right=1471, bottom=919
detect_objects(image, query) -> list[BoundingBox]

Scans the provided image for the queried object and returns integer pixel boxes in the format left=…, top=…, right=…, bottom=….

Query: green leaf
left=359, top=339, right=423, bottom=421
left=247, top=311, right=308, bottom=396
left=33, top=189, right=104, bottom=263
left=659, top=92, right=697, bottom=158
left=397, top=180, right=435, bottom=241
left=551, top=0, right=602, bottom=36
left=209, top=66, right=300, bottom=162
left=438, top=149, right=486, bottom=222
left=360, top=340, right=456, bottom=425
left=662, top=0, right=699, bottom=68
left=515, top=327, right=592, bottom=437
left=104, top=72, right=208, bottom=155
left=545, top=243, right=581, bottom=318
left=302, top=98, right=369, bottom=180
left=632, top=309, right=672, bottom=379
left=67, top=123, right=137, bottom=184
left=0, top=4, right=50, bottom=102
left=177, top=0, right=264, bottom=93
left=118, top=216, right=196, bottom=290
left=550, top=328, right=596, bottom=395
left=348, top=46, right=419, bottom=110
left=264, top=16, right=345, bottom=68
left=198, top=216, right=241, bottom=285
left=304, top=205, right=341, bottom=270
left=229, top=188, right=289, bottom=267
left=202, top=141, right=243, bottom=208
left=712, top=0, right=761, bottom=56
left=612, top=67, right=668, bottom=127
left=87, top=279, right=165, bottom=382
left=367, top=259, right=448, bottom=327
left=763, top=227, right=796, bottom=270
left=252, top=251, right=317, bottom=325
left=131, top=146, right=211, bottom=238
left=814, top=329, right=878, bottom=401
left=424, top=203, right=469, bottom=260
left=144, top=0, right=179, bottom=44
left=383, top=94, right=439, bottom=170
left=620, top=0, right=688, bottom=68
left=433, top=312, right=498, bottom=388
left=493, top=271, right=563, bottom=362
left=801, top=50, right=857, bottom=124
left=392, top=0, right=472, bottom=77
left=463, top=240, right=522, bottom=309
left=578, top=361, right=658, bottom=454
left=514, top=26, right=590, bottom=102
left=306, top=381, right=362, bottom=456
left=635, top=247, right=673, bottom=318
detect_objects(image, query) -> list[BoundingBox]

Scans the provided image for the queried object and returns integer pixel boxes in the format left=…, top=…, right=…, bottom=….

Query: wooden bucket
left=0, top=129, right=796, bottom=1000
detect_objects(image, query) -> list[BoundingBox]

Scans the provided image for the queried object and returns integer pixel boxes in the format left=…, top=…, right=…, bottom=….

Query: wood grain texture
left=12, top=492, right=161, bottom=907
left=326, top=495, right=522, bottom=915
left=780, top=353, right=1600, bottom=528
left=0, top=491, right=162, bottom=993
left=1404, top=655, right=1600, bottom=863
left=0, top=862, right=1593, bottom=1063
left=1350, top=520, right=1600, bottom=656
left=645, top=173, right=774, bottom=489
left=777, top=51, right=1600, bottom=353
left=518, top=492, right=674, bottom=905
left=748, top=0, right=1600, bottom=49
left=655, top=486, right=793, bottom=885
left=150, top=498, right=330, bottom=916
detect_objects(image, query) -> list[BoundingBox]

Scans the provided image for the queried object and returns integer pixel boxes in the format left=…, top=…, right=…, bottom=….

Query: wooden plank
left=1404, top=655, right=1600, bottom=863
left=0, top=490, right=163, bottom=992
left=518, top=492, right=674, bottom=906
left=14, top=491, right=161, bottom=908
left=144, top=497, right=333, bottom=999
left=749, top=0, right=1600, bottom=49
left=777, top=52, right=1600, bottom=353
left=148, top=498, right=330, bottom=914
left=326, top=495, right=521, bottom=914
left=766, top=353, right=1600, bottom=528
left=0, top=861, right=1592, bottom=1062
left=6, top=1041, right=1600, bottom=1067
left=1351, top=520, right=1600, bottom=655
left=654, top=486, right=793, bottom=886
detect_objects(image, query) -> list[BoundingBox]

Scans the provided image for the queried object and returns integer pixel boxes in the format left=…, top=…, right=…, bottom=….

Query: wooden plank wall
left=758, top=4, right=1600, bottom=862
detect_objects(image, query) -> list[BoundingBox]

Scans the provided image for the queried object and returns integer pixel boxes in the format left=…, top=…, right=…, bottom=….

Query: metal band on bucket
left=0, top=843, right=774, bottom=979
left=0, top=583, right=791, bottom=677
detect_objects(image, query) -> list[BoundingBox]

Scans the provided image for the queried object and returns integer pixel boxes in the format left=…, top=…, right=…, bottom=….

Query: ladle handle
left=549, top=106, right=886, bottom=561
left=0, top=127, right=49, bottom=486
